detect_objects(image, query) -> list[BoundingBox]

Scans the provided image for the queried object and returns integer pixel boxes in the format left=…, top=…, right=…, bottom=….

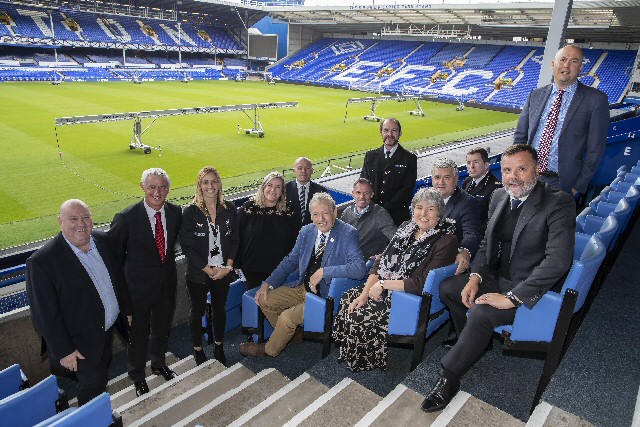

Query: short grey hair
left=59, top=199, right=90, bottom=216
left=431, top=158, right=459, bottom=180
left=141, top=168, right=171, bottom=188
left=411, top=188, right=446, bottom=221
left=309, top=192, right=336, bottom=212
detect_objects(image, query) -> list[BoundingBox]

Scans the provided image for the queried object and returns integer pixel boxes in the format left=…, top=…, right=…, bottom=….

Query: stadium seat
left=33, top=392, right=122, bottom=427
left=575, top=214, right=618, bottom=252
left=387, top=263, right=458, bottom=371
left=494, top=234, right=606, bottom=412
left=0, top=375, right=68, bottom=427
left=203, top=277, right=245, bottom=344
left=0, top=364, right=28, bottom=400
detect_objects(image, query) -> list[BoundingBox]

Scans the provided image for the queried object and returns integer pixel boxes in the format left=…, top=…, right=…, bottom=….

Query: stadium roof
left=190, top=0, right=640, bottom=43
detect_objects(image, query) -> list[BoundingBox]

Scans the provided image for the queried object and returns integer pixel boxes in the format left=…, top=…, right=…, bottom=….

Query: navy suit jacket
left=361, top=144, right=417, bottom=226
left=471, top=182, right=575, bottom=308
left=285, top=180, right=328, bottom=228
left=265, top=219, right=366, bottom=298
left=514, top=82, right=609, bottom=193
left=462, top=171, right=502, bottom=230
left=26, top=232, right=131, bottom=366
left=445, top=187, right=483, bottom=258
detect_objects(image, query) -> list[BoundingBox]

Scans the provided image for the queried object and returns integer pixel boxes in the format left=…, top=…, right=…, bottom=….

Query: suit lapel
left=322, top=226, right=338, bottom=265
left=164, top=204, right=176, bottom=250
left=511, top=183, right=544, bottom=258
left=445, top=189, right=459, bottom=217
left=559, top=83, right=584, bottom=138
left=530, top=86, right=553, bottom=140
left=486, top=191, right=509, bottom=260
left=136, top=201, right=162, bottom=261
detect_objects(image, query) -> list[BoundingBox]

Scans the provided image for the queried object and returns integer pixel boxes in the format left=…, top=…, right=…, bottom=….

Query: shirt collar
left=474, top=172, right=488, bottom=185
left=143, top=199, right=165, bottom=216
left=354, top=204, right=370, bottom=217
left=552, top=80, right=578, bottom=96
left=63, top=234, right=94, bottom=255
left=384, top=144, right=399, bottom=157
left=296, top=180, right=310, bottom=189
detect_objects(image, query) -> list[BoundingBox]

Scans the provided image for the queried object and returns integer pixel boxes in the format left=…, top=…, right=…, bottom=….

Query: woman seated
left=237, top=172, right=298, bottom=290
left=180, top=166, right=239, bottom=366
left=333, top=188, right=458, bottom=372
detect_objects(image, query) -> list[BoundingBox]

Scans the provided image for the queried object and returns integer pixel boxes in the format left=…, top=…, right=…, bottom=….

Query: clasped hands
left=203, top=265, right=231, bottom=281
left=460, top=279, right=516, bottom=310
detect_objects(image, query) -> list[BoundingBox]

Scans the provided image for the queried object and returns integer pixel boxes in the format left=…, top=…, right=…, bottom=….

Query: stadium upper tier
left=0, top=1, right=244, bottom=53
left=269, top=38, right=637, bottom=108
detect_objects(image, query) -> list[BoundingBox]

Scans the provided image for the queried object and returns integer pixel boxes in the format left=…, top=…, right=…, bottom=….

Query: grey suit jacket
left=514, top=82, right=609, bottom=194
left=471, top=182, right=576, bottom=308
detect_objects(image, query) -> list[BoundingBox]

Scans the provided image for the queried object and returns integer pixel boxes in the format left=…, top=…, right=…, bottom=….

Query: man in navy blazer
left=240, top=192, right=366, bottom=358
left=514, top=45, right=610, bottom=195
left=285, top=157, right=328, bottom=228
left=27, top=199, right=131, bottom=406
left=462, top=147, right=502, bottom=231
left=361, top=118, right=418, bottom=226
left=108, top=168, right=182, bottom=396
left=432, top=158, right=483, bottom=276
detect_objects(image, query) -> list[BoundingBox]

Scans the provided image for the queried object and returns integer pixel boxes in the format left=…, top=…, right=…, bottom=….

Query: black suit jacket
left=471, top=182, right=576, bottom=308
left=26, top=232, right=131, bottom=366
left=462, top=171, right=502, bottom=230
left=360, top=144, right=417, bottom=225
left=514, top=82, right=609, bottom=193
left=108, top=200, right=182, bottom=301
left=285, top=180, right=328, bottom=227
left=445, top=187, right=483, bottom=258
left=179, top=202, right=239, bottom=283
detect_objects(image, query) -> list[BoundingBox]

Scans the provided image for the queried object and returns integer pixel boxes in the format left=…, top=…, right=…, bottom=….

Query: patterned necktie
left=299, top=185, right=306, bottom=221
left=154, top=212, right=166, bottom=263
left=537, top=89, right=565, bottom=173
left=511, top=199, right=522, bottom=211
left=315, top=233, right=327, bottom=258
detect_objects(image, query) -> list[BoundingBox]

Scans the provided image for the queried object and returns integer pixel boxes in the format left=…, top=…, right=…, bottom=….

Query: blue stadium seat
left=0, top=375, right=67, bottom=427
left=387, top=263, right=458, bottom=371
left=33, top=392, right=121, bottom=427
left=0, top=364, right=28, bottom=400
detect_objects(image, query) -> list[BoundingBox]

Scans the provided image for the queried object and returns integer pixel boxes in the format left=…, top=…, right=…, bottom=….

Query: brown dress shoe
left=240, top=342, right=267, bottom=357
left=290, top=327, right=304, bottom=344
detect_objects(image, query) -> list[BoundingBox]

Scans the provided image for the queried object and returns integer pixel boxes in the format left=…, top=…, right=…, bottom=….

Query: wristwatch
left=379, top=280, right=385, bottom=290
left=506, top=291, right=522, bottom=308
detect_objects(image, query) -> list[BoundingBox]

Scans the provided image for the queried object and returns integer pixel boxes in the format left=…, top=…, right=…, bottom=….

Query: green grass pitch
left=0, top=80, right=518, bottom=249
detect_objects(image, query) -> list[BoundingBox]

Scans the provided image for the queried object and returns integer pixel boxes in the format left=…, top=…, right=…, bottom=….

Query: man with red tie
left=514, top=45, right=609, bottom=196
left=108, top=168, right=182, bottom=396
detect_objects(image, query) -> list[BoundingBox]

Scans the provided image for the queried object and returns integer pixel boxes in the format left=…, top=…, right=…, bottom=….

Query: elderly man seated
left=340, top=178, right=397, bottom=259
left=239, top=192, right=366, bottom=358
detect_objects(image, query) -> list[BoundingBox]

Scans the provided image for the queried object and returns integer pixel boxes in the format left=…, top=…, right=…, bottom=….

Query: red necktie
left=537, top=89, right=565, bottom=173
left=154, top=212, right=166, bottom=263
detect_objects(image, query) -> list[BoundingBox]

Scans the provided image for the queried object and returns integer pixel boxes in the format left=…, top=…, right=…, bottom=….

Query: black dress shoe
left=134, top=380, right=149, bottom=397
left=151, top=365, right=177, bottom=381
left=441, top=337, right=458, bottom=349
left=194, top=349, right=208, bottom=366
left=421, top=376, right=459, bottom=413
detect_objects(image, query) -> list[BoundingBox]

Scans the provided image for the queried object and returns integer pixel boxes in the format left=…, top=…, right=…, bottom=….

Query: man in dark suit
left=26, top=199, right=131, bottom=406
left=514, top=45, right=610, bottom=196
left=285, top=157, right=328, bottom=228
left=432, top=158, right=483, bottom=276
left=361, top=117, right=418, bottom=226
left=462, top=147, right=502, bottom=230
left=239, top=192, right=366, bottom=358
left=108, top=168, right=182, bottom=396
left=421, top=145, right=576, bottom=413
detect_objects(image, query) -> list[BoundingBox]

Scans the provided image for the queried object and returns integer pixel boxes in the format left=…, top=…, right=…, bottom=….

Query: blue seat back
left=0, top=375, right=59, bottom=427
left=561, top=235, right=607, bottom=312
left=423, top=263, right=458, bottom=313
left=45, top=392, right=113, bottom=427
left=0, top=364, right=23, bottom=400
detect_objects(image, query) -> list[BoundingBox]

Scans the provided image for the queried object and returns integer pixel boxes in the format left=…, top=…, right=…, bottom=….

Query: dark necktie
left=299, top=185, right=306, bottom=221
left=385, top=150, right=392, bottom=161
left=538, top=89, right=565, bottom=173
left=467, top=180, right=477, bottom=192
left=315, top=233, right=327, bottom=258
left=511, top=199, right=522, bottom=211
left=154, top=212, right=166, bottom=263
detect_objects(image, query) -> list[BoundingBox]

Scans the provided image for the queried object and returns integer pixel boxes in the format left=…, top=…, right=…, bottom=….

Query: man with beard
left=421, top=144, right=576, bottom=413
left=361, top=118, right=417, bottom=226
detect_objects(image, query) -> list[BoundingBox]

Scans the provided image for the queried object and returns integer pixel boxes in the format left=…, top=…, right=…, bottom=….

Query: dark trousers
left=50, top=329, right=113, bottom=406
left=439, top=273, right=516, bottom=376
left=186, top=274, right=234, bottom=347
left=242, top=270, right=269, bottom=291
left=128, top=281, right=176, bottom=382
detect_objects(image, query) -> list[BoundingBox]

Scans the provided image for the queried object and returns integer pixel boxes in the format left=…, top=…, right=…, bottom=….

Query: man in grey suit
left=239, top=192, right=366, bottom=358
left=421, top=145, right=576, bottom=413
left=514, top=44, right=609, bottom=196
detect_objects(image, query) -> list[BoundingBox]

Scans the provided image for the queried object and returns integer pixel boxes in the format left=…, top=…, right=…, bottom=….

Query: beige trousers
left=260, top=285, right=306, bottom=357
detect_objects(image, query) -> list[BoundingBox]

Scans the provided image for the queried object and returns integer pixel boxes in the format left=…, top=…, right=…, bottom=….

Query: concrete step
left=110, top=355, right=195, bottom=409
left=433, top=391, right=524, bottom=427
left=125, top=362, right=256, bottom=427
left=526, top=402, right=597, bottom=427
left=355, top=384, right=440, bottom=426
left=174, top=368, right=291, bottom=426
left=231, top=373, right=329, bottom=427
left=288, top=378, right=383, bottom=427
left=68, top=352, right=180, bottom=407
